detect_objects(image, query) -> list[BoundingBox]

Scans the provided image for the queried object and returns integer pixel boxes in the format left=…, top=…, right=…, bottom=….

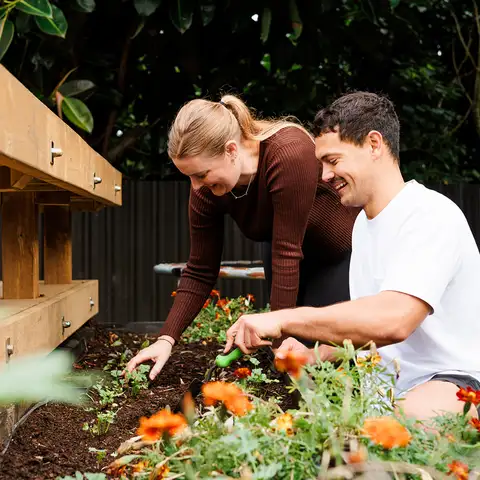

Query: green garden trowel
left=204, top=347, right=244, bottom=382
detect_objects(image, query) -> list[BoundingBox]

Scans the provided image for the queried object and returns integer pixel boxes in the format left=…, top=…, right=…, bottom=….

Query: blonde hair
left=167, top=94, right=313, bottom=160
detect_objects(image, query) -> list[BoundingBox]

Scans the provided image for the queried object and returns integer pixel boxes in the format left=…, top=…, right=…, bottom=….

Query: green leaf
left=260, top=8, right=271, bottom=44
left=289, top=0, right=302, bottom=40
left=0, top=17, right=14, bottom=62
left=73, top=0, right=96, bottom=13
left=61, top=97, right=94, bottom=133
left=0, top=351, right=88, bottom=405
left=199, top=0, right=215, bottom=26
left=170, top=0, right=194, bottom=34
left=16, top=0, right=53, bottom=18
left=134, top=0, right=161, bottom=16
left=390, top=0, right=400, bottom=8
left=58, top=80, right=96, bottom=97
left=35, top=4, right=67, bottom=38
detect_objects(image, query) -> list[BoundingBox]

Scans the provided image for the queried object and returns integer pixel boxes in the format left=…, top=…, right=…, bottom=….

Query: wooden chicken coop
left=0, top=64, right=122, bottom=369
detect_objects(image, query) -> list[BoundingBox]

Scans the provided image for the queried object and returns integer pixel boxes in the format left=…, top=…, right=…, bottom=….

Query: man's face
left=315, top=131, right=374, bottom=208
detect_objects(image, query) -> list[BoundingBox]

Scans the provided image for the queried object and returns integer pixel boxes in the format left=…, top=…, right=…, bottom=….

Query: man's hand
left=275, top=337, right=339, bottom=364
left=224, top=311, right=284, bottom=354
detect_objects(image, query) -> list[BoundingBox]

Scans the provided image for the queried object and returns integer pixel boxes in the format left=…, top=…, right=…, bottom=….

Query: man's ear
left=367, top=130, right=383, bottom=160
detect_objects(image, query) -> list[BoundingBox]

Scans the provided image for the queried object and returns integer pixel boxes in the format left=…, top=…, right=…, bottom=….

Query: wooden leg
left=44, top=205, right=72, bottom=284
left=1, top=192, right=39, bottom=299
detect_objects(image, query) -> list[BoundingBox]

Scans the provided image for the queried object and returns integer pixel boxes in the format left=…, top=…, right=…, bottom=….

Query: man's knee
left=397, top=380, right=479, bottom=422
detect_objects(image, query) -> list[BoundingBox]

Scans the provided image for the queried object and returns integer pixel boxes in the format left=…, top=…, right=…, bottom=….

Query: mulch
left=0, top=323, right=294, bottom=479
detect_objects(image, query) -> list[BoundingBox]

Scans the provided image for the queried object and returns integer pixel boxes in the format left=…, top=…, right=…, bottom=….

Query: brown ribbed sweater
left=159, top=127, right=357, bottom=341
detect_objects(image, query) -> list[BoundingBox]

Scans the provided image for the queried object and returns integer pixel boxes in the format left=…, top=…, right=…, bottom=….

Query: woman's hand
left=125, top=336, right=174, bottom=381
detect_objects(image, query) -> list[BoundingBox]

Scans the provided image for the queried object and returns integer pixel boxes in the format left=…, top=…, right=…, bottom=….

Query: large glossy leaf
left=289, top=0, right=302, bottom=40
left=73, top=0, right=96, bottom=13
left=59, top=80, right=96, bottom=97
left=260, top=8, right=271, bottom=44
left=35, top=4, right=67, bottom=38
left=62, top=97, right=94, bottom=133
left=16, top=0, right=52, bottom=18
left=0, top=17, right=14, bottom=62
left=170, top=0, right=194, bottom=34
left=134, top=0, right=161, bottom=16
left=199, top=0, right=215, bottom=26
left=390, top=0, right=400, bottom=8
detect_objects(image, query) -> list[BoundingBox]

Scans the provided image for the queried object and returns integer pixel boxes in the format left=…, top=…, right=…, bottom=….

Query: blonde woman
left=126, top=95, right=358, bottom=380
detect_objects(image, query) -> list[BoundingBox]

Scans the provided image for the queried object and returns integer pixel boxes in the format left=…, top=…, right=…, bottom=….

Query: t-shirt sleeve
left=265, top=137, right=319, bottom=311
left=159, top=187, right=224, bottom=341
left=380, top=209, right=461, bottom=313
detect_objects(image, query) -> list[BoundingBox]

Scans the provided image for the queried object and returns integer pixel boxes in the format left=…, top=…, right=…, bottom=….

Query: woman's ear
left=225, top=140, right=238, bottom=162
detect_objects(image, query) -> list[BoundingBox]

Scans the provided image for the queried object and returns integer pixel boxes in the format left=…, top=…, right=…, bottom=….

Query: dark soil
left=0, top=324, right=294, bottom=480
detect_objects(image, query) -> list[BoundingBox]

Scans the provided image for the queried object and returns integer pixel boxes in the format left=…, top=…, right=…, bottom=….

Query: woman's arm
left=158, top=186, right=224, bottom=342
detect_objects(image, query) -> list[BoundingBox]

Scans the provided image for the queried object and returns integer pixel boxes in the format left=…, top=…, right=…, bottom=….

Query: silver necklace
left=230, top=174, right=254, bottom=200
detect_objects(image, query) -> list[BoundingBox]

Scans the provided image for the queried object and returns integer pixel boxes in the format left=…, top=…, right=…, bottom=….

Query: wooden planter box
left=0, top=65, right=122, bottom=444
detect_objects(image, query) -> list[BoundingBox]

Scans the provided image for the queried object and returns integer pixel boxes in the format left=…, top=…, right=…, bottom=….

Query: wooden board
left=0, top=66, right=122, bottom=207
left=0, top=281, right=98, bottom=363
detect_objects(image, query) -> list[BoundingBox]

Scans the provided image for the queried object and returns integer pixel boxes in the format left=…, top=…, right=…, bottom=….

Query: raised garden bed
left=0, top=323, right=292, bottom=480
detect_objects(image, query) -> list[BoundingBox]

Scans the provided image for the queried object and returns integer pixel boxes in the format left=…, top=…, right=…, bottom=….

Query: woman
left=126, top=95, right=358, bottom=380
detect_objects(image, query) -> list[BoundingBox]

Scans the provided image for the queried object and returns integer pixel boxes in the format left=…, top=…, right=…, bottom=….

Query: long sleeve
left=159, top=186, right=224, bottom=341
left=265, top=139, right=319, bottom=311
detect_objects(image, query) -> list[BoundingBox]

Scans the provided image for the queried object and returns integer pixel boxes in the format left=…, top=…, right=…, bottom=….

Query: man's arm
left=225, top=290, right=431, bottom=353
left=281, top=291, right=431, bottom=347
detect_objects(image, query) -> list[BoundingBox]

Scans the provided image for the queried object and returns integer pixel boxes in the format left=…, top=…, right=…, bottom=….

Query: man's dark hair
left=312, top=91, right=400, bottom=162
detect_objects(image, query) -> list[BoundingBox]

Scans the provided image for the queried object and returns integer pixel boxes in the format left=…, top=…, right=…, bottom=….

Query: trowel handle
left=215, top=348, right=243, bottom=368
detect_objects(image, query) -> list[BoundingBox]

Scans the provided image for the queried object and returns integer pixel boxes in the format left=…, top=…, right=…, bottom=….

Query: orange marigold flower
left=225, top=394, right=253, bottom=416
left=203, top=299, right=211, bottom=309
left=448, top=460, right=469, bottom=480
left=211, top=289, right=220, bottom=298
left=202, top=381, right=253, bottom=416
left=171, top=290, right=177, bottom=297
left=362, top=417, right=412, bottom=449
left=272, top=413, right=294, bottom=436
left=469, top=417, right=480, bottom=432
left=246, top=294, right=255, bottom=303
left=233, top=367, right=252, bottom=379
left=137, top=410, right=187, bottom=441
left=217, top=298, right=229, bottom=309
left=456, top=386, right=480, bottom=406
left=215, top=312, right=220, bottom=320
left=274, top=351, right=309, bottom=379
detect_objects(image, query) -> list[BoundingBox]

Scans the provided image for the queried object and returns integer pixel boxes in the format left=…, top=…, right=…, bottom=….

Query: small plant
left=96, top=341, right=480, bottom=479
left=181, top=290, right=268, bottom=344
left=55, top=473, right=106, bottom=480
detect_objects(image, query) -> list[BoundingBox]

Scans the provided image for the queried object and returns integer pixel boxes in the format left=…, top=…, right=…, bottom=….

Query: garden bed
left=0, top=323, right=292, bottom=480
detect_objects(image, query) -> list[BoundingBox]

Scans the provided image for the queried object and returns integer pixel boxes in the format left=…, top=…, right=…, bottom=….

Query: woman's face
left=174, top=144, right=242, bottom=196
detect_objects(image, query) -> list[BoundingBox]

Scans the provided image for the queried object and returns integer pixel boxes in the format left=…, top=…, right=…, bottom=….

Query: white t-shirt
left=350, top=180, right=480, bottom=394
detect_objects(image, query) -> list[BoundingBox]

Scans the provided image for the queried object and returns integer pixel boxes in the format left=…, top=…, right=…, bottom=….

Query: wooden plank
left=0, top=66, right=122, bottom=207
left=44, top=206, right=72, bottom=284
left=0, top=280, right=98, bottom=363
left=35, top=191, right=71, bottom=205
left=1, top=192, right=39, bottom=299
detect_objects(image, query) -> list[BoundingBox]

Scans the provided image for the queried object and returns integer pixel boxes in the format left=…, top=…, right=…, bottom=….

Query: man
left=225, top=91, right=480, bottom=420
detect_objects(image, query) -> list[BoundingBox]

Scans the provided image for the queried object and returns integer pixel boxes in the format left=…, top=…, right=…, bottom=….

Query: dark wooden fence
left=1, top=181, right=479, bottom=331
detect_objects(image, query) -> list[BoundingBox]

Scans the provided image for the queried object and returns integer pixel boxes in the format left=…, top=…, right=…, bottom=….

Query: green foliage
left=181, top=291, right=268, bottom=344
left=0, top=0, right=478, bottom=182
left=56, top=473, right=106, bottom=480
left=100, top=342, right=480, bottom=478
left=0, top=350, right=93, bottom=405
